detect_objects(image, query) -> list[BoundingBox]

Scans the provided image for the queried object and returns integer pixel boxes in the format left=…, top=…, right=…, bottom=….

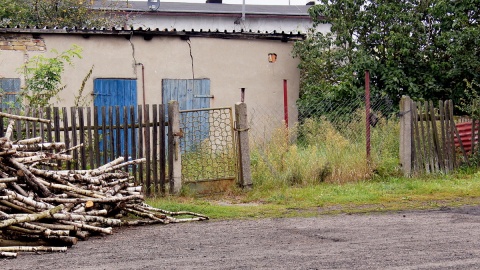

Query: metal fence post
left=235, top=102, right=252, bottom=189
left=400, top=96, right=413, bottom=176
left=168, top=100, right=182, bottom=194
left=365, top=70, right=371, bottom=162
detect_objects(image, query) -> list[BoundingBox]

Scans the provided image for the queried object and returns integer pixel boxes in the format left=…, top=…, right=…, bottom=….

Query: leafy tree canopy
left=0, top=0, right=127, bottom=28
left=293, top=0, right=480, bottom=116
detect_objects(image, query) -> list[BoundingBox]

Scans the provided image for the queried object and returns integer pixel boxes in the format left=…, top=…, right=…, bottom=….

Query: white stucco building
left=97, top=1, right=330, bottom=34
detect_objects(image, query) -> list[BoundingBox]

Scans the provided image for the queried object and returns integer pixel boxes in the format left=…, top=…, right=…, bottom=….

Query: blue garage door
left=162, top=79, right=211, bottom=111
left=162, top=79, right=211, bottom=151
left=94, top=79, right=137, bottom=161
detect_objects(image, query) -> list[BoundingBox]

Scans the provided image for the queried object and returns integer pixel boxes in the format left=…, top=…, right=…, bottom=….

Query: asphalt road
left=3, top=205, right=480, bottom=270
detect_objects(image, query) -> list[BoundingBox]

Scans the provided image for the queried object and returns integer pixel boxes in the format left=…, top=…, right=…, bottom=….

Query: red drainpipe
left=283, top=79, right=288, bottom=128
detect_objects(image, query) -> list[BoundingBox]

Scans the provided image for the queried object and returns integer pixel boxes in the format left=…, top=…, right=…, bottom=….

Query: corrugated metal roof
left=95, top=1, right=312, bottom=17
left=0, top=26, right=306, bottom=42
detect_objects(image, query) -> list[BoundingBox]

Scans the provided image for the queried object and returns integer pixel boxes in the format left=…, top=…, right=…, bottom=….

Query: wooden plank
left=62, top=107, right=71, bottom=170
left=429, top=101, right=444, bottom=172
left=32, top=108, right=38, bottom=138
left=412, top=101, right=423, bottom=173
left=418, top=102, right=429, bottom=173
left=101, top=106, right=108, bottom=165
left=37, top=108, right=42, bottom=139
left=144, top=105, right=151, bottom=195
left=115, top=106, right=121, bottom=161
left=438, top=101, right=448, bottom=172
left=25, top=107, right=31, bottom=139
left=93, top=106, right=101, bottom=168
left=159, top=104, right=166, bottom=194
left=38, top=108, right=45, bottom=142
left=123, top=106, right=129, bottom=173
left=445, top=100, right=455, bottom=170
left=138, top=105, right=144, bottom=187
left=46, top=107, right=52, bottom=143
left=87, top=107, right=94, bottom=170
left=11, top=108, right=17, bottom=140
left=108, top=106, right=114, bottom=162
left=53, top=107, right=61, bottom=167
left=78, top=107, right=86, bottom=170
left=424, top=101, right=438, bottom=172
left=30, top=108, right=34, bottom=138
left=35, top=108, right=40, bottom=139
left=70, top=107, right=78, bottom=170
left=130, top=106, right=138, bottom=184
left=40, top=108, right=44, bottom=139
left=152, top=104, right=159, bottom=193
left=15, top=108, right=21, bottom=141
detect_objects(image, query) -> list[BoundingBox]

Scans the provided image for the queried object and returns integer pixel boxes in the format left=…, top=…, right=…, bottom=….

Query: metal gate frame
left=178, top=106, right=238, bottom=193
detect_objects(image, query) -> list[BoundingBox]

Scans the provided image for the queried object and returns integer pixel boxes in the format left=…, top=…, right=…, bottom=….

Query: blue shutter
left=0, top=78, right=21, bottom=109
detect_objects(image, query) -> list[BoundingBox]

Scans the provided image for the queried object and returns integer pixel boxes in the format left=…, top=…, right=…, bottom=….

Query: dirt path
left=3, top=205, right=480, bottom=270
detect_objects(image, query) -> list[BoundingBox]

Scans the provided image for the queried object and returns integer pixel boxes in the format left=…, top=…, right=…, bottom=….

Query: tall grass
left=250, top=109, right=401, bottom=189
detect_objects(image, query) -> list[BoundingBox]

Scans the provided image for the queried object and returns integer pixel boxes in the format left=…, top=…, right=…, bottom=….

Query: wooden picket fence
left=0, top=105, right=167, bottom=195
left=399, top=96, right=469, bottom=176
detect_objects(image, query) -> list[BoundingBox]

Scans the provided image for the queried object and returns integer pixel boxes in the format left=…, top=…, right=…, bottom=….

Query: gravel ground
left=3, top=205, right=480, bottom=270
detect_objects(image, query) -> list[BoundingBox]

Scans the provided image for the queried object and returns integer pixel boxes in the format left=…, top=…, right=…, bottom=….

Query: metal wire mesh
left=248, top=93, right=396, bottom=145
left=179, top=107, right=237, bottom=182
left=245, top=91, right=400, bottom=184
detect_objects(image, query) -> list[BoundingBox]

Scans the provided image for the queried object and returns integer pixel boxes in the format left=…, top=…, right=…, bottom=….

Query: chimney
left=206, top=0, right=222, bottom=3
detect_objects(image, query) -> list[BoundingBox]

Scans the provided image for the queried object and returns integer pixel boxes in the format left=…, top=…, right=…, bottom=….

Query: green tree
left=294, top=0, right=480, bottom=116
left=0, top=0, right=127, bottom=28
left=18, top=45, right=82, bottom=108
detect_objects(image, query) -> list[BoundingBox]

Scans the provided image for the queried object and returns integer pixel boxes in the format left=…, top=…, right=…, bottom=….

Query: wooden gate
left=400, top=96, right=468, bottom=175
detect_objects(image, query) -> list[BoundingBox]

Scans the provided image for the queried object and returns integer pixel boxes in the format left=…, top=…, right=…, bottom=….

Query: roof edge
left=0, top=26, right=306, bottom=42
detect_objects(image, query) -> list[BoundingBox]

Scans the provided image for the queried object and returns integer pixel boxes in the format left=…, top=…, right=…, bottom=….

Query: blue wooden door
left=162, top=79, right=211, bottom=151
left=162, top=79, right=211, bottom=111
left=94, top=79, right=137, bottom=161
left=0, top=78, right=21, bottom=109
left=94, top=79, right=137, bottom=108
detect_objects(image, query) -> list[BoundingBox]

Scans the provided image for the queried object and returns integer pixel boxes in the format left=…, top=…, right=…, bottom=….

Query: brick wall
left=0, top=34, right=46, bottom=51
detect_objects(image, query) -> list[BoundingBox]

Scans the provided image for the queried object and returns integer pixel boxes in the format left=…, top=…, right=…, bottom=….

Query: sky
left=138, top=0, right=316, bottom=5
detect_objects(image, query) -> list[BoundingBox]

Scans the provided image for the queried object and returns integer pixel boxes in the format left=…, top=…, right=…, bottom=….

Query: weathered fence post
left=168, top=101, right=182, bottom=194
left=235, top=102, right=252, bottom=189
left=400, top=96, right=413, bottom=176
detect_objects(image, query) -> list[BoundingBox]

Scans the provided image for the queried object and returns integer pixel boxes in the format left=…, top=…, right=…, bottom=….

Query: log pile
left=0, top=113, right=208, bottom=258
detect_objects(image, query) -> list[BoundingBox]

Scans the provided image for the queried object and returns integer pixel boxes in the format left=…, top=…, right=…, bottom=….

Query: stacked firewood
left=0, top=112, right=208, bottom=258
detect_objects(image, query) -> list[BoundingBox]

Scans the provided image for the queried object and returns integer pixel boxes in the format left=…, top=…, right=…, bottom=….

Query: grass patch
left=150, top=110, right=480, bottom=220
left=147, top=172, right=480, bottom=220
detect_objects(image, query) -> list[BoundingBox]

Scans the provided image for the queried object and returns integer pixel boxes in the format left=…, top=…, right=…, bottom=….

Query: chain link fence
left=245, top=92, right=400, bottom=186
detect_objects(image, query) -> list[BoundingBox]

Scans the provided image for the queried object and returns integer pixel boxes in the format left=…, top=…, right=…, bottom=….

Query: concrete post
left=400, top=96, right=413, bottom=176
left=235, top=102, right=252, bottom=189
left=168, top=100, right=182, bottom=194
